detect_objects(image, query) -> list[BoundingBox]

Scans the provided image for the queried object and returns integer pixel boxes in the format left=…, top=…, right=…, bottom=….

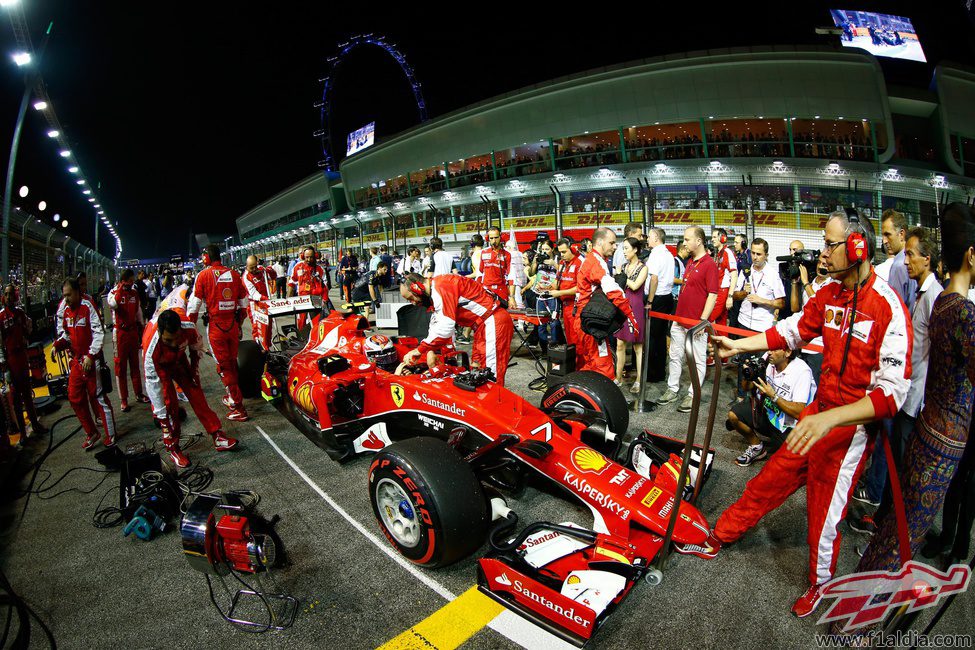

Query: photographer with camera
left=783, top=240, right=828, bottom=383
left=695, top=209, right=913, bottom=619
left=730, top=349, right=816, bottom=467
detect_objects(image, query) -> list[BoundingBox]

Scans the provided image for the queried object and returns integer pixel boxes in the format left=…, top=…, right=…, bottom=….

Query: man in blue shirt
left=879, top=209, right=916, bottom=311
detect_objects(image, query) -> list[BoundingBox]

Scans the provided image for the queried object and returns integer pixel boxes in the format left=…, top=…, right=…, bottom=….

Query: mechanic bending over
left=350, top=260, right=388, bottom=320
left=691, top=210, right=913, bottom=620
left=143, top=308, right=238, bottom=468
left=187, top=244, right=250, bottom=422
left=728, top=349, right=816, bottom=468
left=399, top=272, right=514, bottom=386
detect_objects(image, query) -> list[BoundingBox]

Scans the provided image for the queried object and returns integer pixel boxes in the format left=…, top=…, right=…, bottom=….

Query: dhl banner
left=798, top=212, right=880, bottom=233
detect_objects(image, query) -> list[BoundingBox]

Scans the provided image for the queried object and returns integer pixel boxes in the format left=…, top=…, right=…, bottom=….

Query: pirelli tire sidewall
left=541, top=370, right=629, bottom=458
left=368, top=437, right=489, bottom=568
left=237, top=340, right=266, bottom=399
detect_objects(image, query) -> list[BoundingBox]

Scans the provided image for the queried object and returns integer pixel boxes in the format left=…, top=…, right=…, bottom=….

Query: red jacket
left=107, top=282, right=144, bottom=331
left=765, top=271, right=913, bottom=418
left=142, top=316, right=204, bottom=420
left=54, top=297, right=104, bottom=360
left=479, top=247, right=511, bottom=288
left=187, top=264, right=247, bottom=324
left=289, top=261, right=328, bottom=297
left=0, top=305, right=30, bottom=366
left=417, top=274, right=500, bottom=355
left=557, top=255, right=580, bottom=308
left=573, top=250, right=636, bottom=323
left=243, top=266, right=277, bottom=302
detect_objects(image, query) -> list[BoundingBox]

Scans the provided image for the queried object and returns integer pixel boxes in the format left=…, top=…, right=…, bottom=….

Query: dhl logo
left=728, top=212, right=790, bottom=226
left=655, top=212, right=695, bottom=224
left=510, top=218, right=550, bottom=228
left=571, top=215, right=621, bottom=225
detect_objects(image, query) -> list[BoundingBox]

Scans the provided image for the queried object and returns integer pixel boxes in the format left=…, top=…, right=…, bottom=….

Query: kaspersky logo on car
left=412, top=391, right=466, bottom=417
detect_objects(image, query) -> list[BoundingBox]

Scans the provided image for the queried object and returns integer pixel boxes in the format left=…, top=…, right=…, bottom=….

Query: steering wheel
left=394, top=362, right=428, bottom=376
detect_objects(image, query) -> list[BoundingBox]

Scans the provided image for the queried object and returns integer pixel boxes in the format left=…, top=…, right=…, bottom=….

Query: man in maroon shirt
left=657, top=226, right=719, bottom=413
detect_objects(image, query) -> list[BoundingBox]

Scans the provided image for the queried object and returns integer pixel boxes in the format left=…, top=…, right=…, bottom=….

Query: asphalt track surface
left=0, top=288, right=971, bottom=649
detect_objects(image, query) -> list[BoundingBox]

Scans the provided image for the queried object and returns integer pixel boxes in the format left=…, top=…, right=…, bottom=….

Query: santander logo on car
left=493, top=574, right=592, bottom=627
left=411, top=391, right=466, bottom=417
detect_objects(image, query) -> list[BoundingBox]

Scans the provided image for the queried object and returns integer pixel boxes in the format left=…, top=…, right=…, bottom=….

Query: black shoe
left=852, top=485, right=880, bottom=508
left=849, top=514, right=877, bottom=535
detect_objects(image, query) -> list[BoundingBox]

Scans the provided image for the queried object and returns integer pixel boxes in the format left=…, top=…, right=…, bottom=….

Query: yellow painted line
left=377, top=586, right=503, bottom=650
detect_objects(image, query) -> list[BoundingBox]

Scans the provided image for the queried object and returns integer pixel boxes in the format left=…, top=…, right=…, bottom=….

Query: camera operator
left=729, top=349, right=816, bottom=467
left=697, top=209, right=913, bottom=619
left=732, top=238, right=786, bottom=400
left=786, top=240, right=828, bottom=384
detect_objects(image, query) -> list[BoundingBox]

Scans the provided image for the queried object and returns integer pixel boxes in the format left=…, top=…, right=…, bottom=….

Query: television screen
left=830, top=10, right=926, bottom=62
left=346, top=122, right=376, bottom=156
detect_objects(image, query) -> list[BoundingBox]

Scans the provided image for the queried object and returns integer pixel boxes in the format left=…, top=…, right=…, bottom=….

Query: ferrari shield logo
left=390, top=384, right=405, bottom=408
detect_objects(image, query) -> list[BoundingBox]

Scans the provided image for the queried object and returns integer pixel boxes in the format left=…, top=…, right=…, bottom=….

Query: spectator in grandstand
left=612, top=223, right=645, bottom=274
left=429, top=237, right=454, bottom=278
left=644, top=228, right=675, bottom=384
left=273, top=257, right=287, bottom=298
left=657, top=227, right=719, bottom=413
left=614, top=237, right=648, bottom=393
left=729, top=348, right=817, bottom=467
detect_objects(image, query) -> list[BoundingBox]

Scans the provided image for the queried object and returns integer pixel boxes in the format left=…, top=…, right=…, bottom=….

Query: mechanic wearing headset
left=143, top=308, right=238, bottom=468
left=710, top=228, right=738, bottom=328
left=187, top=244, right=250, bottom=423
left=289, top=245, right=332, bottom=329
left=107, top=269, right=149, bottom=412
left=52, top=278, right=117, bottom=450
left=571, top=227, right=639, bottom=380
left=0, top=284, right=46, bottom=437
left=479, top=226, right=512, bottom=303
left=693, top=210, right=913, bottom=619
left=399, top=272, right=514, bottom=386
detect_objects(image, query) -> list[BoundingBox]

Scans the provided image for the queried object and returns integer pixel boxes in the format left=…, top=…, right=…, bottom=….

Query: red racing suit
left=416, top=274, right=514, bottom=386
left=142, top=314, right=221, bottom=449
left=187, top=264, right=248, bottom=408
left=479, top=247, right=512, bottom=301
left=714, top=271, right=912, bottom=586
left=0, top=305, right=39, bottom=433
left=557, top=255, right=580, bottom=346
left=289, top=261, right=329, bottom=329
left=54, top=297, right=116, bottom=445
left=570, top=251, right=637, bottom=379
left=709, top=245, right=737, bottom=325
left=107, top=282, right=145, bottom=403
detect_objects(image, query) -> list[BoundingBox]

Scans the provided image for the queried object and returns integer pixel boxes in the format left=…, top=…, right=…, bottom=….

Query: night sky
left=1, top=2, right=972, bottom=261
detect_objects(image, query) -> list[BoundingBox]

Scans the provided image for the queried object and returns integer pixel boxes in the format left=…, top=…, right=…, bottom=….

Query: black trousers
left=646, top=293, right=675, bottom=382
left=934, top=422, right=975, bottom=560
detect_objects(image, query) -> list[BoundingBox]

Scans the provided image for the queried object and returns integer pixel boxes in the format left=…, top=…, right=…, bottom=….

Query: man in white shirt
left=732, top=238, right=786, bottom=333
left=728, top=349, right=817, bottom=467
left=429, top=237, right=454, bottom=277
left=397, top=246, right=422, bottom=277
left=271, top=257, right=287, bottom=298
left=644, top=227, right=675, bottom=382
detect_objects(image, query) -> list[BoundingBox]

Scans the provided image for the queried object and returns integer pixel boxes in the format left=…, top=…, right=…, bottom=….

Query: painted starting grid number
left=530, top=422, right=553, bottom=442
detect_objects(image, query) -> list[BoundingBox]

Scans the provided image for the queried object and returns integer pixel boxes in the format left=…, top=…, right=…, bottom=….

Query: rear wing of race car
left=260, top=295, right=324, bottom=318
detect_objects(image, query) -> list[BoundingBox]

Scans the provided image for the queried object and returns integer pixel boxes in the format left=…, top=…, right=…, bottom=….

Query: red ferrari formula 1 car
left=241, top=296, right=714, bottom=647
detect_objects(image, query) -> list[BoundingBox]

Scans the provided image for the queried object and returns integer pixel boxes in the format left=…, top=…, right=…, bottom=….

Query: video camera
left=741, top=355, right=769, bottom=383
left=776, top=249, right=820, bottom=281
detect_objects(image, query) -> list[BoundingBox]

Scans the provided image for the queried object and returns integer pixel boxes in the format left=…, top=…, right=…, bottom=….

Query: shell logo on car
left=571, top=447, right=609, bottom=475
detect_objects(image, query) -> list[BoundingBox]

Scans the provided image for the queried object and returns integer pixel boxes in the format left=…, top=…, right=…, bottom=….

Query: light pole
left=1, top=18, right=53, bottom=280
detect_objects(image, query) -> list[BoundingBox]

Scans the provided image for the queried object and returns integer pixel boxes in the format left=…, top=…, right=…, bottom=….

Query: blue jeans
left=535, top=296, right=559, bottom=344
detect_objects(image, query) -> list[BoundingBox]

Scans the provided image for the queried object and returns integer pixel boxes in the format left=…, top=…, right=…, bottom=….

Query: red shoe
left=136, top=394, right=151, bottom=404
left=213, top=432, right=238, bottom=451
left=226, top=407, right=249, bottom=422
left=102, top=433, right=116, bottom=448
left=674, top=530, right=722, bottom=560
left=168, top=448, right=191, bottom=468
left=81, top=432, right=99, bottom=450
left=120, top=400, right=131, bottom=413
left=792, top=583, right=826, bottom=618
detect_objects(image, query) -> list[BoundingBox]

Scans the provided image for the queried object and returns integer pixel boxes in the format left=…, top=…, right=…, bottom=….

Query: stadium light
left=12, top=52, right=30, bottom=66
left=1, top=0, right=21, bottom=8
left=61, top=220, right=68, bottom=228
left=87, top=198, right=95, bottom=202
left=68, top=166, right=78, bottom=173
left=82, top=189, right=91, bottom=195
left=18, top=185, right=28, bottom=197
left=59, top=150, right=70, bottom=157
left=46, top=129, right=58, bottom=138
left=33, top=101, right=47, bottom=111
left=76, top=179, right=85, bottom=185
left=52, top=212, right=59, bottom=223
left=38, top=200, right=46, bottom=211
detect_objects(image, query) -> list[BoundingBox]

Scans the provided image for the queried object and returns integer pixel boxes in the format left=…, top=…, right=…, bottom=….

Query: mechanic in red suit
left=698, top=211, right=913, bottom=618
left=243, top=254, right=276, bottom=307
left=143, top=308, right=238, bottom=468
left=56, top=272, right=103, bottom=421
left=52, top=278, right=117, bottom=450
left=709, top=228, right=738, bottom=327
left=400, top=272, right=514, bottom=386
left=479, top=226, right=512, bottom=303
left=187, top=244, right=250, bottom=422
left=551, top=237, right=580, bottom=345
left=107, top=269, right=149, bottom=412
left=288, top=245, right=331, bottom=330
left=0, top=284, right=46, bottom=436
left=571, top=228, right=639, bottom=380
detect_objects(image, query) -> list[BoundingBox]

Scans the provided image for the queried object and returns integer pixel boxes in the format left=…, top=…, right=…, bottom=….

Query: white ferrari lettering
left=562, top=471, right=631, bottom=520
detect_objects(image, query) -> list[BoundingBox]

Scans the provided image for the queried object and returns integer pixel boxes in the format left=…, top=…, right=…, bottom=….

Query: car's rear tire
left=541, top=370, right=629, bottom=458
left=237, top=340, right=266, bottom=399
left=369, top=437, right=488, bottom=568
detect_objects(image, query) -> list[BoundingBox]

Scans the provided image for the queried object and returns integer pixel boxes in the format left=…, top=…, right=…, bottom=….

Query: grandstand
left=229, top=46, right=975, bottom=265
